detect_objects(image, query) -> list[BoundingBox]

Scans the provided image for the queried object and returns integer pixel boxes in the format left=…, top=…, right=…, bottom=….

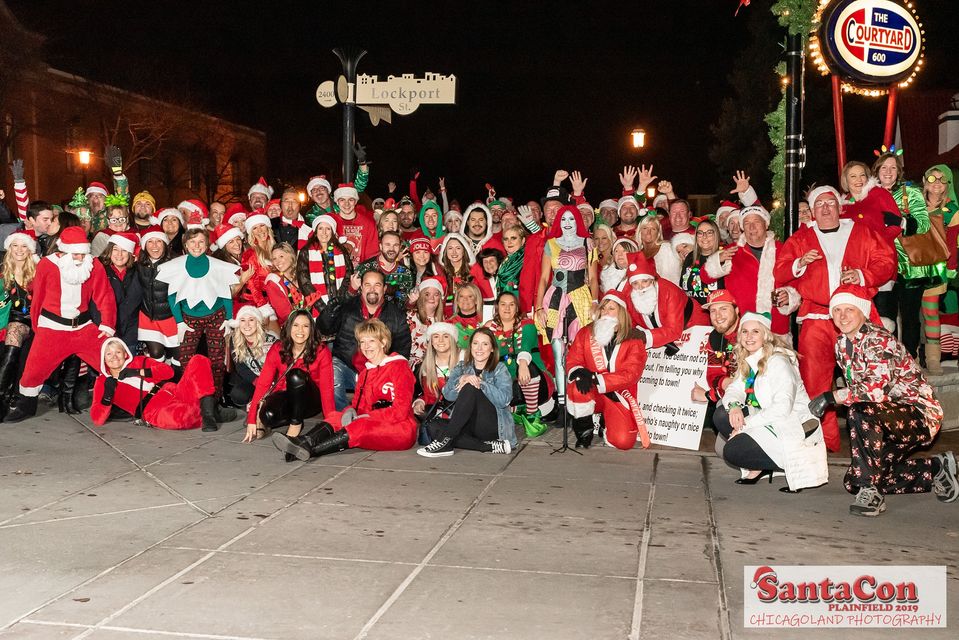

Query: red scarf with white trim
left=588, top=335, right=650, bottom=448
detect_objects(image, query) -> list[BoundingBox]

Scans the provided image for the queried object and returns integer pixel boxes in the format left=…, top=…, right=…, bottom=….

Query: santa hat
left=652, top=194, right=669, bottom=210
left=598, top=198, right=619, bottom=210
left=185, top=210, right=206, bottom=230
left=333, top=182, right=358, bottom=201
left=372, top=197, right=386, bottom=211
left=57, top=226, right=91, bottom=254
left=626, top=251, right=656, bottom=283
left=425, top=321, right=459, bottom=342
left=806, top=185, right=842, bottom=209
left=85, top=182, right=109, bottom=198
left=224, top=204, right=248, bottom=227
left=702, top=289, right=738, bottom=309
left=716, top=200, right=740, bottom=219
left=307, top=176, right=332, bottom=194
left=443, top=209, right=463, bottom=227
left=612, top=237, right=639, bottom=254
left=210, top=223, right=244, bottom=250
left=156, top=208, right=183, bottom=226
left=438, top=232, right=476, bottom=265
left=228, top=304, right=266, bottom=329
left=267, top=198, right=281, bottom=211
left=245, top=212, right=271, bottom=234
left=131, top=191, right=156, bottom=210
left=600, top=288, right=630, bottom=309
left=617, top=196, right=639, bottom=216
left=180, top=199, right=209, bottom=221
left=409, top=237, right=433, bottom=255
left=248, top=177, right=274, bottom=200
left=418, top=276, right=447, bottom=296
left=311, top=214, right=338, bottom=231
left=740, top=311, right=772, bottom=330
left=829, top=284, right=872, bottom=318
left=108, top=231, right=140, bottom=256
left=739, top=204, right=770, bottom=228
left=138, top=225, right=169, bottom=248
left=3, top=230, right=37, bottom=254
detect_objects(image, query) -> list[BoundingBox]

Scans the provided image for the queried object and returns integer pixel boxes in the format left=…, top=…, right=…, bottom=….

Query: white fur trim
left=807, top=185, right=841, bottom=209
left=595, top=373, right=608, bottom=394
left=98, top=324, right=116, bottom=337
left=670, top=232, right=694, bottom=251
left=334, top=186, right=358, bottom=201
left=307, top=176, right=331, bottom=194
left=85, top=185, right=108, bottom=197
left=739, top=185, right=758, bottom=207
left=4, top=232, right=36, bottom=253
left=779, top=286, right=802, bottom=316
left=57, top=241, right=91, bottom=254
left=829, top=292, right=870, bottom=317
left=703, top=251, right=732, bottom=279
left=214, top=226, right=244, bottom=250
left=567, top=399, right=596, bottom=418
left=139, top=230, right=168, bottom=248
left=244, top=214, right=271, bottom=233
left=109, top=235, right=136, bottom=254
left=753, top=232, right=777, bottom=315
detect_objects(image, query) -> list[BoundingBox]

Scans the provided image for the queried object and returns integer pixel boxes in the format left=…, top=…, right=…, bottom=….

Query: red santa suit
left=566, top=290, right=651, bottom=450
left=239, top=246, right=274, bottom=320
left=90, top=339, right=215, bottom=429
left=325, top=353, right=418, bottom=450
left=774, top=218, right=897, bottom=451
left=19, top=231, right=117, bottom=397
left=840, top=178, right=903, bottom=244
left=624, top=253, right=708, bottom=348
left=702, top=230, right=790, bottom=335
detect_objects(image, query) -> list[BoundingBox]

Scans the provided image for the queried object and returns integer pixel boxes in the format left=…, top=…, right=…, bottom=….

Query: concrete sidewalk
left=0, top=409, right=956, bottom=639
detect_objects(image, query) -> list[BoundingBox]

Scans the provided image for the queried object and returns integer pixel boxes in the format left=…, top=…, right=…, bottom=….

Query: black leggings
left=712, top=404, right=780, bottom=472
left=893, top=280, right=924, bottom=357
left=431, top=383, right=499, bottom=451
left=258, top=368, right=323, bottom=429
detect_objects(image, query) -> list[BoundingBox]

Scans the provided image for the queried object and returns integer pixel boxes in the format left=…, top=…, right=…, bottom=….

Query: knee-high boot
left=570, top=414, right=594, bottom=449
left=58, top=356, right=83, bottom=415
left=0, top=345, right=22, bottom=415
left=272, top=423, right=348, bottom=461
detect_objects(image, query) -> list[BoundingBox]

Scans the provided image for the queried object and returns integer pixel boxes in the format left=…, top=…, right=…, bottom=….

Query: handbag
left=418, top=397, right=453, bottom=445
left=899, top=198, right=949, bottom=267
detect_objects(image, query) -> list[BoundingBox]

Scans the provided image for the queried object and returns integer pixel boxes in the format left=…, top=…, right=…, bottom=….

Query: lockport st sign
left=354, top=73, right=457, bottom=115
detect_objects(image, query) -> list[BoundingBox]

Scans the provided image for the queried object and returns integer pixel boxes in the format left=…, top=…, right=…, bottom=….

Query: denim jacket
left=443, top=361, right=517, bottom=446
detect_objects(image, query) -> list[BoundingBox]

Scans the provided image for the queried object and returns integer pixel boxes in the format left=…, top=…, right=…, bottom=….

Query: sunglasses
left=926, top=175, right=950, bottom=185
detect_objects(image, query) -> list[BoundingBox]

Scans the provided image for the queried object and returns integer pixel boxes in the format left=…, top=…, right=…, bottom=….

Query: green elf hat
left=924, top=164, right=956, bottom=206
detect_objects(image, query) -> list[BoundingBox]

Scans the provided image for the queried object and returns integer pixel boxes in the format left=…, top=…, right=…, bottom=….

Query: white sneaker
left=417, top=437, right=454, bottom=458
left=485, top=439, right=511, bottom=455
left=933, top=452, right=959, bottom=503
left=849, top=486, right=886, bottom=517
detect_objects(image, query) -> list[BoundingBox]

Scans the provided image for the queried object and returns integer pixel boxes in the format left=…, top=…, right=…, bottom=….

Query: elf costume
left=485, top=317, right=554, bottom=437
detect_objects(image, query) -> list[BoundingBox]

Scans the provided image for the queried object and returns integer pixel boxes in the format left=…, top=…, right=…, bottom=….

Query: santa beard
left=630, top=282, right=658, bottom=316
left=56, top=252, right=94, bottom=285
left=592, top=315, right=619, bottom=347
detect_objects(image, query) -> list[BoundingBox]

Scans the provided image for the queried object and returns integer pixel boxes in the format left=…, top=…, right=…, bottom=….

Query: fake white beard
left=592, top=315, right=619, bottom=347
left=630, top=283, right=658, bottom=316
left=56, top=252, right=94, bottom=285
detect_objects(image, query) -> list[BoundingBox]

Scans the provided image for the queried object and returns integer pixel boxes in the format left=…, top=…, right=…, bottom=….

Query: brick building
left=0, top=1, right=266, bottom=209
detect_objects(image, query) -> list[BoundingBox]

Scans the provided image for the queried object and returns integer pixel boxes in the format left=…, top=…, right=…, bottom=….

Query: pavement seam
left=351, top=443, right=527, bottom=640
left=702, top=456, right=733, bottom=640
left=628, top=452, right=658, bottom=640
left=0, top=468, right=139, bottom=527
left=22, top=619, right=270, bottom=639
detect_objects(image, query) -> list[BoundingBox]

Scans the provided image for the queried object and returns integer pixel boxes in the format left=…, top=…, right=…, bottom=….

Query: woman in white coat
left=716, top=312, right=828, bottom=492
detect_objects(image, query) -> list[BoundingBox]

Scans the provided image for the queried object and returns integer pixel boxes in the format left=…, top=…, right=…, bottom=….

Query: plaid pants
left=844, top=402, right=935, bottom=495
left=179, top=309, right=227, bottom=400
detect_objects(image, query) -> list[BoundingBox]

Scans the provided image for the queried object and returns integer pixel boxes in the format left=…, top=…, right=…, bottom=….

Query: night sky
left=7, top=0, right=958, bottom=205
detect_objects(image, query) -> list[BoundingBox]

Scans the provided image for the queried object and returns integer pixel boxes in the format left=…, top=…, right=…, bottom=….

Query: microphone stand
left=551, top=309, right=582, bottom=456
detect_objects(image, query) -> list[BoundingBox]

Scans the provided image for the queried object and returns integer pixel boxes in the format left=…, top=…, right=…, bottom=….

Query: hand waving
left=9, top=159, right=24, bottom=182
left=569, top=170, right=588, bottom=196
left=637, top=165, right=657, bottom=192
left=730, top=170, right=750, bottom=194
left=619, top=165, right=638, bottom=190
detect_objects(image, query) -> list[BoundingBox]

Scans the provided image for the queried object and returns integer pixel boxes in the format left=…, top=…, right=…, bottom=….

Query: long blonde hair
left=232, top=320, right=270, bottom=363
left=421, top=331, right=461, bottom=394
left=2, top=243, right=36, bottom=291
left=734, top=322, right=799, bottom=379
left=249, top=223, right=275, bottom=266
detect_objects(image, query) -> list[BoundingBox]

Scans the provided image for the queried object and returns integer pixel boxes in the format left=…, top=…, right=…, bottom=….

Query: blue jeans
left=332, top=356, right=357, bottom=411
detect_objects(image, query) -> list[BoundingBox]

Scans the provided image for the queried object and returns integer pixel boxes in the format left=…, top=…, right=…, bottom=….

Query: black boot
left=272, top=423, right=348, bottom=461
left=58, top=356, right=83, bottom=415
left=570, top=415, right=594, bottom=449
left=0, top=345, right=21, bottom=401
left=214, top=403, right=237, bottom=423
left=280, top=422, right=334, bottom=462
left=200, top=395, right=219, bottom=432
left=4, top=395, right=38, bottom=423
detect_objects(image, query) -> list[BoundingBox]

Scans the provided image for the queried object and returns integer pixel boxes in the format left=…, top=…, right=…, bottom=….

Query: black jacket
left=319, top=295, right=412, bottom=371
left=137, top=258, right=173, bottom=321
left=107, top=265, right=144, bottom=349
left=271, top=218, right=300, bottom=249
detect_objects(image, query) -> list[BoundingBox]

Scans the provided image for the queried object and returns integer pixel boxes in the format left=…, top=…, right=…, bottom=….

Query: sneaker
left=932, top=452, right=959, bottom=503
left=417, top=437, right=454, bottom=458
left=485, top=439, right=512, bottom=455
left=849, top=486, right=887, bottom=517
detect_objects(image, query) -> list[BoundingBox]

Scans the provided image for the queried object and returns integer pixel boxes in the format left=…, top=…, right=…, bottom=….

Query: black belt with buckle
left=41, top=309, right=91, bottom=328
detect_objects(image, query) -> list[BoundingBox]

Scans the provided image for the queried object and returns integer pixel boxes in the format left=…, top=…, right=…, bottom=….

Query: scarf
left=496, top=246, right=525, bottom=297
left=307, top=244, right=348, bottom=303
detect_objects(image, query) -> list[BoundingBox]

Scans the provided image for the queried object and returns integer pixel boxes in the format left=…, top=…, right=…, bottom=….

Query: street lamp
left=646, top=186, right=657, bottom=200
left=77, top=149, right=92, bottom=185
left=298, top=191, right=307, bottom=204
left=631, top=128, right=646, bottom=149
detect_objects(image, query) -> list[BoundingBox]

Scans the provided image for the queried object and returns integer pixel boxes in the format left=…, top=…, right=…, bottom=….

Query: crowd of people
left=0, top=143, right=957, bottom=517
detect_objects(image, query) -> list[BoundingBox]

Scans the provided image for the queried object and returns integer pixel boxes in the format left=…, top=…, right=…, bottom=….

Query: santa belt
left=41, top=309, right=91, bottom=328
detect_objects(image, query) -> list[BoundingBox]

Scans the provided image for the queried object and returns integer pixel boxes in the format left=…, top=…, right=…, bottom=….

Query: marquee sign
left=811, top=0, right=925, bottom=96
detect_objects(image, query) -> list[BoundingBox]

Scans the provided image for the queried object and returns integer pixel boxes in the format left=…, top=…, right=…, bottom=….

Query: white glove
left=219, top=320, right=232, bottom=337
left=176, top=322, right=193, bottom=342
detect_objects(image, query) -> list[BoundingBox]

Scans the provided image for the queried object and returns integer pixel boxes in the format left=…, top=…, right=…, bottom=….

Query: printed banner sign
left=745, top=565, right=946, bottom=628
left=636, top=325, right=710, bottom=450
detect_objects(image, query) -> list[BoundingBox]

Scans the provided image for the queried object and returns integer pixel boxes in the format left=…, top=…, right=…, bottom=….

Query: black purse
left=418, top=397, right=453, bottom=445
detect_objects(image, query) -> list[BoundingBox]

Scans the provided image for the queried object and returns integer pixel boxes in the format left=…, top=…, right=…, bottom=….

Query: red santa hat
left=156, top=208, right=183, bottom=226
left=210, top=223, right=244, bottom=250
left=616, top=196, right=639, bottom=216
left=85, top=182, right=109, bottom=198
left=228, top=304, right=266, bottom=329
left=716, top=200, right=740, bottom=218
left=311, top=214, right=338, bottom=231
left=409, top=237, right=433, bottom=255
left=425, top=321, right=459, bottom=342
left=626, top=251, right=656, bottom=283
left=829, top=284, right=873, bottom=318
left=108, top=231, right=140, bottom=256
left=248, top=177, right=274, bottom=200
left=418, top=276, right=447, bottom=296
left=138, top=225, right=169, bottom=249
left=245, top=212, right=271, bottom=234
left=180, top=199, right=209, bottom=221
left=739, top=204, right=770, bottom=228
left=600, top=288, right=630, bottom=310
left=3, top=230, right=37, bottom=254
left=806, top=185, right=842, bottom=209
left=307, top=175, right=332, bottom=194
left=598, top=198, right=619, bottom=210
left=57, top=226, right=92, bottom=254
left=185, top=210, right=206, bottom=230
left=702, top=288, right=738, bottom=309
left=333, top=182, right=359, bottom=201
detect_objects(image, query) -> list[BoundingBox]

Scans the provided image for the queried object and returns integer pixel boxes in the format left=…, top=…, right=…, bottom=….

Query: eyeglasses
left=812, top=199, right=839, bottom=210
left=107, top=217, right=128, bottom=224
left=696, top=229, right=716, bottom=237
left=926, top=175, right=950, bottom=184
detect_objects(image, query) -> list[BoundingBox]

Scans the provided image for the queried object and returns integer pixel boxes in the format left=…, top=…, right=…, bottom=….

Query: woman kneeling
left=272, top=318, right=417, bottom=460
